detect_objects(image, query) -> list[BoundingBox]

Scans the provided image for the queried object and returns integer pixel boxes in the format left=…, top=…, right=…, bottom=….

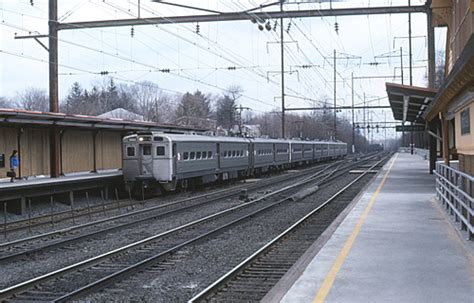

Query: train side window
left=208, top=151, right=213, bottom=158
left=190, top=152, right=195, bottom=160
left=183, top=152, right=189, bottom=160
left=201, top=151, right=207, bottom=159
left=127, top=147, right=135, bottom=157
left=197, top=151, right=201, bottom=159
left=156, top=146, right=165, bottom=156
left=232, top=150, right=236, bottom=157
left=142, top=145, right=151, bottom=156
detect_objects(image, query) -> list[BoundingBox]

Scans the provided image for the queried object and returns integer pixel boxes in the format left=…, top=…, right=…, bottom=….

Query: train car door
left=139, top=143, right=153, bottom=176
left=273, top=143, right=276, bottom=163
left=172, top=143, right=177, bottom=176
left=248, top=141, right=254, bottom=171
left=216, top=143, right=221, bottom=169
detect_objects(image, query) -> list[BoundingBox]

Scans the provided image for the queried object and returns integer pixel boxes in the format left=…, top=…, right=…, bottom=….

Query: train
left=122, top=132, right=347, bottom=194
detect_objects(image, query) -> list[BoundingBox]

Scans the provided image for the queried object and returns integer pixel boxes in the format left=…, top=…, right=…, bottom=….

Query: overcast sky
left=0, top=0, right=445, bottom=141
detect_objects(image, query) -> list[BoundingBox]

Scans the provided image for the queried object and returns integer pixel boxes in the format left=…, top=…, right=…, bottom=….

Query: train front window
left=142, top=145, right=151, bottom=156
left=156, top=146, right=165, bottom=156
left=127, top=147, right=135, bottom=157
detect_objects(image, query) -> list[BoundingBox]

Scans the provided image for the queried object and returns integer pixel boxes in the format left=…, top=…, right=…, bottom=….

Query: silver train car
left=122, top=132, right=347, bottom=193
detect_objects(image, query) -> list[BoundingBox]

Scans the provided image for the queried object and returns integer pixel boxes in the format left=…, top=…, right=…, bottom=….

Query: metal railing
left=434, top=161, right=474, bottom=240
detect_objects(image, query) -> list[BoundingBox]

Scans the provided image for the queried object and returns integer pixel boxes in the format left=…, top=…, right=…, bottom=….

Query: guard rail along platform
left=435, top=161, right=474, bottom=240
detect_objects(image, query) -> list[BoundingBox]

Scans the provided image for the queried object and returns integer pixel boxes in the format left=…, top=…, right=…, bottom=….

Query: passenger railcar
left=123, top=132, right=347, bottom=194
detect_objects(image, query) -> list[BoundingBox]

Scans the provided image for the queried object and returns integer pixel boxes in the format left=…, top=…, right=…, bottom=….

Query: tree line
left=0, top=78, right=373, bottom=150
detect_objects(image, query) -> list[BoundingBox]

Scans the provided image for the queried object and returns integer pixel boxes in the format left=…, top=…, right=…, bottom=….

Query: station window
left=127, top=147, right=135, bottom=157
left=190, top=152, right=195, bottom=160
left=156, top=146, right=165, bottom=156
left=208, top=151, right=213, bottom=158
left=197, top=151, right=202, bottom=159
left=183, top=152, right=189, bottom=160
left=142, top=145, right=151, bottom=156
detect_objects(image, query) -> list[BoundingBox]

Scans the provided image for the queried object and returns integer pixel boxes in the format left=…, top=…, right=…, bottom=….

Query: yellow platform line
left=313, top=154, right=398, bottom=303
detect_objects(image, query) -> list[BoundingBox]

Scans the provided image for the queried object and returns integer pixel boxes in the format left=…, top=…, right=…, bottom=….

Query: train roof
left=124, top=132, right=348, bottom=145
left=136, top=132, right=250, bottom=143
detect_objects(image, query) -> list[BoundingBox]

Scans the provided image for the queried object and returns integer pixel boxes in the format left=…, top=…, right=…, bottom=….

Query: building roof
left=0, top=108, right=206, bottom=133
left=423, top=34, right=474, bottom=121
left=386, top=83, right=437, bottom=123
left=97, top=108, right=144, bottom=121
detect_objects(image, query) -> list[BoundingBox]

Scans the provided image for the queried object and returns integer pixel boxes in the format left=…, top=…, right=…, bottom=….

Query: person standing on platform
left=9, top=150, right=19, bottom=183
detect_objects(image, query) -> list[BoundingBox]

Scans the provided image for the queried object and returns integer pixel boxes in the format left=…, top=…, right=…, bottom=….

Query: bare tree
left=16, top=88, right=49, bottom=112
left=129, top=81, right=159, bottom=121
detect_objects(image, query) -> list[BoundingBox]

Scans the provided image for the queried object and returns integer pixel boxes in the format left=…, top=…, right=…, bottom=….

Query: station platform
left=0, top=170, right=123, bottom=214
left=265, top=152, right=474, bottom=303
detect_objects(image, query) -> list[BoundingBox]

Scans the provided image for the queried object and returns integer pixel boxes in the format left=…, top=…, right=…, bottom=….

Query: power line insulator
left=258, top=24, right=264, bottom=31
left=273, top=21, right=278, bottom=31
left=286, top=21, right=292, bottom=33
left=30, top=0, right=34, bottom=6
left=334, top=22, right=339, bottom=34
left=227, top=66, right=236, bottom=70
left=100, top=71, right=109, bottom=76
left=196, top=23, right=200, bottom=34
left=130, top=26, right=134, bottom=37
left=265, top=22, right=272, bottom=31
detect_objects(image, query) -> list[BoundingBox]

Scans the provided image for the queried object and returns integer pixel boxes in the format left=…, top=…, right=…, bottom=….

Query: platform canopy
left=386, top=83, right=437, bottom=124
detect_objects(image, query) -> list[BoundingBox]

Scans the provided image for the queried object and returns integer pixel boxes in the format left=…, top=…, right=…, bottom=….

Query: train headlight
left=138, top=137, right=144, bottom=142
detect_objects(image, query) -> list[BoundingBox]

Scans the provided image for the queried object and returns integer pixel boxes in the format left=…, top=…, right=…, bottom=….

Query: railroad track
left=0, top=161, right=344, bottom=264
left=0, top=154, right=380, bottom=301
left=189, top=155, right=390, bottom=302
left=1, top=158, right=347, bottom=236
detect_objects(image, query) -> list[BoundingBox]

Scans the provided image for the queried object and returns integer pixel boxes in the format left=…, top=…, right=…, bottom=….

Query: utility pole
left=363, top=93, right=367, bottom=153
left=280, top=0, right=286, bottom=138
left=333, top=49, right=337, bottom=140
left=49, top=0, right=60, bottom=178
left=400, top=47, right=404, bottom=84
left=408, top=0, right=413, bottom=85
left=427, top=0, right=436, bottom=88
left=351, top=72, right=355, bottom=153
left=237, top=105, right=251, bottom=136
left=325, top=50, right=361, bottom=141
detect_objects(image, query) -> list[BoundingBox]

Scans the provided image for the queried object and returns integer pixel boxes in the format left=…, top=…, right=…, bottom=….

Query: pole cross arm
left=57, top=5, right=427, bottom=30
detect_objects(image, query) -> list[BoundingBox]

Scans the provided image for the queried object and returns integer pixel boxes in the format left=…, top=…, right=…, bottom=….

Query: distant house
left=98, top=108, right=144, bottom=121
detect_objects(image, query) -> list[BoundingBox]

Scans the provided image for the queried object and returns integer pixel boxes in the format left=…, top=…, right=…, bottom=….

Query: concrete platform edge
left=262, top=154, right=391, bottom=303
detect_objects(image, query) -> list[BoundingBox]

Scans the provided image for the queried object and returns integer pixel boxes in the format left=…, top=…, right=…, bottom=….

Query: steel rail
left=188, top=155, right=389, bottom=302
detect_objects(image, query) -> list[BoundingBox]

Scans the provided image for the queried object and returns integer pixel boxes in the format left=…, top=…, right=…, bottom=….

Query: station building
left=0, top=108, right=203, bottom=179
left=425, top=0, right=474, bottom=177
left=386, top=1, right=473, bottom=178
